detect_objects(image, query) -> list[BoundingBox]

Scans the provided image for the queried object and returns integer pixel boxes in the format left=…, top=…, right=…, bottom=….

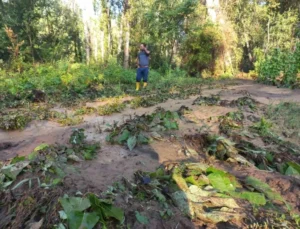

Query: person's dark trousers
left=136, top=67, right=149, bottom=91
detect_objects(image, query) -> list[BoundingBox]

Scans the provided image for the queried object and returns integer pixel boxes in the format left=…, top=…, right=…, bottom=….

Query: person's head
left=140, top=43, right=147, bottom=51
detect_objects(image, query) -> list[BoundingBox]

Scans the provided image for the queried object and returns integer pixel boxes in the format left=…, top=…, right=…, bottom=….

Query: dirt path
left=1, top=79, right=300, bottom=228
left=1, top=80, right=300, bottom=159
left=1, top=81, right=300, bottom=185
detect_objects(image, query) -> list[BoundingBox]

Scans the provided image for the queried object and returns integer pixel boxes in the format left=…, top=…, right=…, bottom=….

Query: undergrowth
left=0, top=61, right=208, bottom=110
left=266, top=102, right=300, bottom=139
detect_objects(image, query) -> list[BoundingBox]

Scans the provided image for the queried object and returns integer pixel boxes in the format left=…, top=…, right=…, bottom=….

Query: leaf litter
left=105, top=107, right=180, bottom=150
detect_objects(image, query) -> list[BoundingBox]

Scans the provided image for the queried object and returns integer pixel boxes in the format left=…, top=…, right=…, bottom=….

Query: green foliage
left=257, top=44, right=300, bottom=87
left=69, top=129, right=99, bottom=160
left=97, top=100, right=126, bottom=116
left=0, top=61, right=205, bottom=110
left=59, top=194, right=124, bottom=229
left=266, top=102, right=300, bottom=139
left=135, top=211, right=149, bottom=225
left=106, top=108, right=179, bottom=150
left=0, top=110, right=32, bottom=130
left=230, top=191, right=266, bottom=206
left=245, top=176, right=284, bottom=202
left=251, top=117, right=273, bottom=136
left=181, top=23, right=223, bottom=75
left=193, top=95, right=220, bottom=106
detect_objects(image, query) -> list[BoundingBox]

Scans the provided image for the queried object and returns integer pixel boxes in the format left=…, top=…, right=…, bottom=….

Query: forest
left=0, top=0, right=300, bottom=228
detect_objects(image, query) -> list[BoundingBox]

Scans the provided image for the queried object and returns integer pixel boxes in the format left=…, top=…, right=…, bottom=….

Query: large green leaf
left=163, top=118, right=178, bottom=130
left=1, top=161, right=30, bottom=180
left=230, top=191, right=266, bottom=206
left=245, top=176, right=283, bottom=202
left=68, top=211, right=99, bottom=229
left=208, top=173, right=236, bottom=192
left=88, top=193, right=124, bottom=222
left=11, top=156, right=26, bottom=164
left=127, top=136, right=137, bottom=151
left=285, top=162, right=300, bottom=176
left=117, top=129, right=130, bottom=144
left=135, top=211, right=149, bottom=225
left=59, top=197, right=91, bottom=214
left=34, top=143, right=49, bottom=152
left=137, top=133, right=149, bottom=144
left=285, top=166, right=300, bottom=176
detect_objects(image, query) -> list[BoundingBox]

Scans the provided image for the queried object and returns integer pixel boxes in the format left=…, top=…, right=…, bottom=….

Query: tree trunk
left=169, top=40, right=177, bottom=66
left=206, top=0, right=234, bottom=74
left=244, top=33, right=253, bottom=62
left=25, top=24, right=35, bottom=63
left=84, top=21, right=91, bottom=64
left=94, top=35, right=98, bottom=62
left=118, top=17, right=123, bottom=55
left=123, top=0, right=130, bottom=69
left=100, top=30, right=105, bottom=61
left=123, top=20, right=130, bottom=68
left=107, top=7, right=112, bottom=55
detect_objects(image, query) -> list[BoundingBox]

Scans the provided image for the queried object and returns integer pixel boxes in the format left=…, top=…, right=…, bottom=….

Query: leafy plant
left=106, top=108, right=179, bottom=150
left=251, top=117, right=273, bottom=136
left=97, top=100, right=126, bottom=116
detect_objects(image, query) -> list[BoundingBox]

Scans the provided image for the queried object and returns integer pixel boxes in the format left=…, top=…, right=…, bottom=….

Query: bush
left=257, top=43, right=300, bottom=88
left=181, top=23, right=223, bottom=76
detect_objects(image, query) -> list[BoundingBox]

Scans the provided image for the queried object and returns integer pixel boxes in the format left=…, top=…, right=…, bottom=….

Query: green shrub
left=257, top=43, right=300, bottom=88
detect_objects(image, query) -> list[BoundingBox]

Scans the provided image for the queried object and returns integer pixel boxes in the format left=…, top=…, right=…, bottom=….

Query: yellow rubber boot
left=136, top=82, right=140, bottom=91
left=143, top=82, right=148, bottom=89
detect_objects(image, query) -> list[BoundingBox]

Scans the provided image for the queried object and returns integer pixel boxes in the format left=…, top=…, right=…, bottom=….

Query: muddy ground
left=1, top=79, right=300, bottom=228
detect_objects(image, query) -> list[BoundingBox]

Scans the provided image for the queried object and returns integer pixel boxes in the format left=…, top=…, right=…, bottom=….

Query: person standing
left=136, top=43, right=150, bottom=91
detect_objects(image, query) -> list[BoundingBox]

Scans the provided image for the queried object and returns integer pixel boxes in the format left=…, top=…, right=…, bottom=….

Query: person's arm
left=144, top=47, right=150, bottom=55
left=136, top=56, right=139, bottom=68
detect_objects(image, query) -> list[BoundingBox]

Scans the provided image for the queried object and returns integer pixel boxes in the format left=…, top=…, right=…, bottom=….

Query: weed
left=0, top=110, right=32, bottom=130
left=266, top=102, right=300, bottom=139
left=219, top=112, right=243, bottom=135
left=193, top=95, right=220, bottom=106
left=251, top=117, right=273, bottom=136
left=234, top=96, right=257, bottom=110
left=56, top=115, right=83, bottom=126
left=97, top=100, right=126, bottom=116
left=74, top=106, right=97, bottom=116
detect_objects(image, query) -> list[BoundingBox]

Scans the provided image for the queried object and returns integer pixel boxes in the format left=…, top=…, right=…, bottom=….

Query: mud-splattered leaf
left=1, top=161, right=30, bottom=180
left=59, top=210, right=68, bottom=220
left=56, top=223, right=66, bottom=229
left=59, top=197, right=91, bottom=213
left=150, top=131, right=163, bottom=140
left=67, top=155, right=82, bottom=162
left=127, top=136, right=137, bottom=151
left=171, top=191, right=190, bottom=215
left=135, top=211, right=149, bottom=225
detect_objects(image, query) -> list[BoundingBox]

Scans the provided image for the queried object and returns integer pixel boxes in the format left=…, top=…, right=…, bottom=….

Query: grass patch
left=266, top=102, right=300, bottom=139
left=97, top=100, right=126, bottom=115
